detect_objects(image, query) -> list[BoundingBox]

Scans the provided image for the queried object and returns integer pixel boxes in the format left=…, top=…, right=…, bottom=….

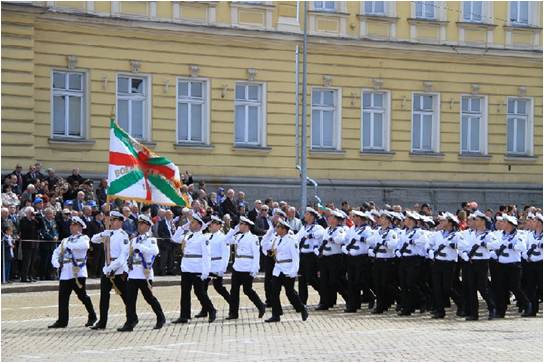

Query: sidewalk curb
left=1, top=275, right=265, bottom=294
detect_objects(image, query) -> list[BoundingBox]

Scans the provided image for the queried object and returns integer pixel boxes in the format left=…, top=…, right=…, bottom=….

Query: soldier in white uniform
left=194, top=215, right=231, bottom=319
left=117, top=215, right=166, bottom=331
left=396, top=211, right=428, bottom=316
left=265, top=219, right=308, bottom=323
left=227, top=216, right=266, bottom=320
left=523, top=213, right=542, bottom=316
left=459, top=210, right=498, bottom=320
left=295, top=207, right=324, bottom=306
left=172, top=213, right=216, bottom=324
left=426, top=212, right=464, bottom=318
left=48, top=217, right=97, bottom=328
left=368, top=211, right=399, bottom=314
left=493, top=214, right=532, bottom=318
left=90, top=210, right=129, bottom=330
left=314, top=209, right=348, bottom=311
left=342, top=210, right=376, bottom=313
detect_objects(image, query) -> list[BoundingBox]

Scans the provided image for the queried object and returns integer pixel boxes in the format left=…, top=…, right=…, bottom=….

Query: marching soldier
left=117, top=215, right=166, bottom=331
left=295, top=207, right=324, bottom=306
left=368, top=211, right=399, bottom=314
left=426, top=212, right=464, bottom=318
left=172, top=213, right=216, bottom=324
left=90, top=210, right=129, bottom=330
left=459, top=210, right=498, bottom=320
left=226, top=216, right=266, bottom=320
left=523, top=213, right=542, bottom=316
left=342, top=210, right=376, bottom=313
left=493, top=214, right=532, bottom=318
left=265, top=219, right=308, bottom=322
left=194, top=215, right=231, bottom=318
left=314, top=209, right=348, bottom=311
left=48, top=216, right=97, bottom=328
left=396, top=211, right=428, bottom=316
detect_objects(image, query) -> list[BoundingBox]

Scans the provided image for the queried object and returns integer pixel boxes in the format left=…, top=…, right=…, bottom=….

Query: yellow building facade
left=2, top=1, right=542, bottom=208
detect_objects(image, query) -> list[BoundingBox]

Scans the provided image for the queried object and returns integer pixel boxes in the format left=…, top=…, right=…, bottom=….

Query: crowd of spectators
left=1, top=162, right=541, bottom=284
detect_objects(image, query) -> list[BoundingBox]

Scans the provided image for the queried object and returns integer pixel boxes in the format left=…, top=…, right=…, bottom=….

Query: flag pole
left=300, top=1, right=308, bottom=212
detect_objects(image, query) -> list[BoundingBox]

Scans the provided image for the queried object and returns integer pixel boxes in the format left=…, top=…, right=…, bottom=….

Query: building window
left=177, top=79, right=208, bottom=144
left=415, top=1, right=435, bottom=19
left=412, top=93, right=440, bottom=152
left=52, top=70, right=85, bottom=138
left=461, top=96, right=487, bottom=154
left=311, top=88, right=339, bottom=150
left=509, top=1, right=529, bottom=25
left=507, top=97, right=533, bottom=155
left=362, top=90, right=390, bottom=151
left=116, top=75, right=149, bottom=140
left=364, top=1, right=385, bottom=15
left=235, top=82, right=264, bottom=146
left=313, top=1, right=336, bottom=12
left=463, top=1, right=482, bottom=22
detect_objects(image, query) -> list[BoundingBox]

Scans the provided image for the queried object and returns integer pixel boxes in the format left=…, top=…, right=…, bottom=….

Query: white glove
left=250, top=271, right=258, bottom=278
left=341, top=245, right=349, bottom=255
left=217, top=271, right=224, bottom=277
left=461, top=252, right=469, bottom=262
left=349, top=249, right=357, bottom=256
left=201, top=274, right=208, bottom=281
left=288, top=273, right=298, bottom=278
left=313, top=248, right=320, bottom=256
left=368, top=249, right=375, bottom=257
left=395, top=250, right=401, bottom=258
left=234, top=224, right=240, bottom=232
left=52, top=260, right=60, bottom=269
left=102, top=266, right=111, bottom=275
left=428, top=250, right=435, bottom=260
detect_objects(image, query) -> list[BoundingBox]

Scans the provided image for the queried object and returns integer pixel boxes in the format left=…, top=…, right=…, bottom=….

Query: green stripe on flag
left=147, top=174, right=186, bottom=206
left=107, top=169, right=144, bottom=196
left=111, top=119, right=138, bottom=157
left=145, top=156, right=173, bottom=166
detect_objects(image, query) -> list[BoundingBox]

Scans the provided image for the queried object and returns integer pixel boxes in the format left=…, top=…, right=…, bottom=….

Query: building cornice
left=3, top=2, right=542, bottom=59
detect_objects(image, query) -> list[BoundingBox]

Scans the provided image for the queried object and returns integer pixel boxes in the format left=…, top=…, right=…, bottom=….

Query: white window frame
left=506, top=96, right=534, bottom=156
left=363, top=1, right=387, bottom=16
left=175, top=78, right=210, bottom=145
left=414, top=1, right=436, bottom=20
left=312, top=1, right=337, bottom=12
left=310, top=87, right=342, bottom=151
left=508, top=1, right=530, bottom=25
left=460, top=95, right=488, bottom=155
left=361, top=89, right=391, bottom=152
left=116, top=74, right=152, bottom=141
left=234, top=82, right=267, bottom=147
left=411, top=92, right=441, bottom=153
left=50, top=69, right=87, bottom=139
left=462, top=1, right=484, bottom=23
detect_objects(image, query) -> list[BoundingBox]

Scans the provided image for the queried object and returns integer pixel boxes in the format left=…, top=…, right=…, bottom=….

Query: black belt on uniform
left=63, top=258, right=86, bottom=263
left=276, top=259, right=292, bottom=264
left=302, top=244, right=310, bottom=249
left=236, top=254, right=253, bottom=259
left=500, top=252, right=510, bottom=257
left=473, top=252, right=483, bottom=257
left=211, top=257, right=222, bottom=261
left=436, top=252, right=447, bottom=257
left=350, top=246, right=360, bottom=250
left=184, top=254, right=202, bottom=258
left=323, top=246, right=332, bottom=251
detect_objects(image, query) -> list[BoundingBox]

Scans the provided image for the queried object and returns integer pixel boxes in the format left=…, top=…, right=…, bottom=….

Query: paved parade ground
left=1, top=284, right=542, bottom=362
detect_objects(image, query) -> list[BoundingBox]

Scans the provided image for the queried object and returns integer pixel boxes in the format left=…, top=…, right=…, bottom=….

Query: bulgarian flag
left=107, top=119, right=186, bottom=206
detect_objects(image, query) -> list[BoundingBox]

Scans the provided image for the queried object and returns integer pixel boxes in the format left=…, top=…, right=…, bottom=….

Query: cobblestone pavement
left=1, top=284, right=542, bottom=361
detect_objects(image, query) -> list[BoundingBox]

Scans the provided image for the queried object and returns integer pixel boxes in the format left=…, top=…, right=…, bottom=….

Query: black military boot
left=90, top=321, right=106, bottom=330
left=117, top=322, right=133, bottom=332
left=85, top=314, right=97, bottom=327
left=194, top=310, right=207, bottom=318
left=48, top=321, right=67, bottom=329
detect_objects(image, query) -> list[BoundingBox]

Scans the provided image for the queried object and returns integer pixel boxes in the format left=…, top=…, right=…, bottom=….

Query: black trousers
left=159, top=241, right=177, bottom=275
left=98, top=274, right=128, bottom=325
left=21, top=247, right=38, bottom=280
left=298, top=253, right=320, bottom=305
left=372, top=258, right=396, bottom=312
left=126, top=279, right=165, bottom=324
left=523, top=260, right=542, bottom=315
left=494, top=262, right=529, bottom=316
left=57, top=278, right=96, bottom=325
left=398, top=256, right=423, bottom=313
left=345, top=254, right=366, bottom=310
left=262, top=254, right=275, bottom=305
left=462, top=260, right=495, bottom=318
left=270, top=273, right=305, bottom=318
left=319, top=254, right=348, bottom=308
left=229, top=270, right=264, bottom=318
left=203, top=275, right=231, bottom=304
left=431, top=260, right=463, bottom=314
left=180, top=272, right=215, bottom=319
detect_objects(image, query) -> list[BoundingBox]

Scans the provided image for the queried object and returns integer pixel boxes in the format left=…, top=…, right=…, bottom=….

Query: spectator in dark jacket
left=19, top=207, right=41, bottom=282
left=66, top=168, right=84, bottom=186
left=220, top=189, right=238, bottom=219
